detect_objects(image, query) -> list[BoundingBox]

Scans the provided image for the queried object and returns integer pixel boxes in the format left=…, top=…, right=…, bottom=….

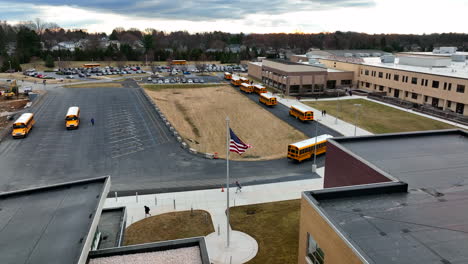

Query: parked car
left=66, top=75, right=74, bottom=79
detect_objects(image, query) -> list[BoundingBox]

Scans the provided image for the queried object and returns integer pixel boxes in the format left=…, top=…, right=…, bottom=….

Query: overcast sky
left=2, top=0, right=468, bottom=34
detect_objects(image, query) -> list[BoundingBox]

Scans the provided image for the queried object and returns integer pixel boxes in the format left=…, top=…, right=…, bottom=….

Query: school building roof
left=305, top=129, right=468, bottom=264
left=0, top=176, right=110, bottom=264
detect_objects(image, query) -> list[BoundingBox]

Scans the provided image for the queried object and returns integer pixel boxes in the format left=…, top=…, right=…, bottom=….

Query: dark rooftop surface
left=0, top=177, right=108, bottom=264
left=312, top=130, right=468, bottom=264
left=97, top=207, right=126, bottom=250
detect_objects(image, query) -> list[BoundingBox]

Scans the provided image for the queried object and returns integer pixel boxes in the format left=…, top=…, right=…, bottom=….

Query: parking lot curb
left=135, top=80, right=216, bottom=159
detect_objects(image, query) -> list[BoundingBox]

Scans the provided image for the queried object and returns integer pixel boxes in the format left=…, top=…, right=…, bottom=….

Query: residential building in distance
left=298, top=129, right=468, bottom=264
left=248, top=59, right=353, bottom=96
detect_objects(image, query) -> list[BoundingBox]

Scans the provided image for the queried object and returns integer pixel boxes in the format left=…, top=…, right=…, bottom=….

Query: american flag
left=229, top=128, right=251, bottom=155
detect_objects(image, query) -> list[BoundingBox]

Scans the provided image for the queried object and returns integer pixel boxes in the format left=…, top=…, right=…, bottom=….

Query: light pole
left=353, top=104, right=362, bottom=136
left=312, top=119, right=321, bottom=173
left=335, top=90, right=340, bottom=124
left=8, top=60, right=12, bottom=72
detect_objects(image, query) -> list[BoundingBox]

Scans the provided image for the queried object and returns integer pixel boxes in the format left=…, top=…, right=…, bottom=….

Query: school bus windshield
left=66, top=116, right=78, bottom=121
left=13, top=123, right=26, bottom=129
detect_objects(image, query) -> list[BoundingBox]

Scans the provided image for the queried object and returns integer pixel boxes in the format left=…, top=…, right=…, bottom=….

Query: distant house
left=225, top=44, right=246, bottom=53
left=50, top=41, right=78, bottom=52
left=205, top=48, right=223, bottom=53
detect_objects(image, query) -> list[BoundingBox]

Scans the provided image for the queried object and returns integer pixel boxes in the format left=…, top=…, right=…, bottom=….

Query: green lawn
left=230, top=200, right=300, bottom=264
left=124, top=210, right=214, bottom=246
left=304, top=99, right=455, bottom=134
left=142, top=83, right=222, bottom=91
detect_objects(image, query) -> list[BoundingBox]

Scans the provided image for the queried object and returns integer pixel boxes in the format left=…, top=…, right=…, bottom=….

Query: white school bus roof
left=291, top=104, right=313, bottom=113
left=231, top=76, right=241, bottom=81
left=224, top=72, right=232, bottom=75
left=240, top=77, right=248, bottom=80
left=66, top=106, right=80, bottom=116
left=290, top=134, right=333, bottom=149
left=260, top=93, right=276, bottom=100
left=14, top=113, right=34, bottom=124
left=253, top=84, right=265, bottom=89
left=241, top=83, right=252, bottom=88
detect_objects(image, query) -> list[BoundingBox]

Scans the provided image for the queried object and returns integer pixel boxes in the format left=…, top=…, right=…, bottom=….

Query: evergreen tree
left=45, top=54, right=55, bottom=68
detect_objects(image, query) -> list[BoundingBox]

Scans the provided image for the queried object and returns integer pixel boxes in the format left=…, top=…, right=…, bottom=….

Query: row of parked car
left=147, top=77, right=205, bottom=84
left=60, top=66, right=146, bottom=77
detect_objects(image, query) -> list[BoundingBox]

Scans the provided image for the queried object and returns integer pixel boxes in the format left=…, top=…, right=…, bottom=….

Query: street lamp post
left=8, top=60, right=12, bottom=72
left=353, top=104, right=362, bottom=136
left=312, top=119, right=321, bottom=173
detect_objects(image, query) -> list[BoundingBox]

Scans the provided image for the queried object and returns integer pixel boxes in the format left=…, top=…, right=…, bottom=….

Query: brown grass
left=124, top=210, right=214, bottom=246
left=230, top=200, right=301, bottom=264
left=63, top=82, right=123, bottom=88
left=146, top=86, right=307, bottom=160
left=304, top=99, right=455, bottom=134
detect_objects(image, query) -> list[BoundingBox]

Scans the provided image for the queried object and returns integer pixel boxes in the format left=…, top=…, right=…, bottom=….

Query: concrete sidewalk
left=103, top=167, right=325, bottom=264
left=274, top=95, right=373, bottom=137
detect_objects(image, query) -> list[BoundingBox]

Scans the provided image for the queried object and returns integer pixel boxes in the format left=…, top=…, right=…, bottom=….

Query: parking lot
left=0, top=81, right=322, bottom=195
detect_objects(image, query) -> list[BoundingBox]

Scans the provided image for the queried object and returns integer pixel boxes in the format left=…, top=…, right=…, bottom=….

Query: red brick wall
left=324, top=142, right=391, bottom=188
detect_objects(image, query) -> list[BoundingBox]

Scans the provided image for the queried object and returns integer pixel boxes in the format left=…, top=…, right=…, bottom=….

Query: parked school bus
left=288, top=134, right=333, bottom=162
left=259, top=93, right=277, bottom=106
left=224, top=72, right=232, bottom=80
left=65, top=106, right=80, bottom=130
left=231, top=76, right=242, bottom=86
left=12, top=113, right=35, bottom=138
left=289, top=105, right=314, bottom=121
left=240, top=77, right=249, bottom=84
left=253, top=84, right=267, bottom=94
left=240, top=83, right=254, bottom=93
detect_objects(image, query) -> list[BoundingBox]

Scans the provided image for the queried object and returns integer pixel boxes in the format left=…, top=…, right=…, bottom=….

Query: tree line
left=1, top=19, right=468, bottom=71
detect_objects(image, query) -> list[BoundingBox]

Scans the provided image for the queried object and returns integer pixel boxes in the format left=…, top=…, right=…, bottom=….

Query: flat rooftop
left=0, top=176, right=109, bottom=264
left=362, top=57, right=468, bottom=80
left=97, top=207, right=126, bottom=250
left=308, top=130, right=468, bottom=264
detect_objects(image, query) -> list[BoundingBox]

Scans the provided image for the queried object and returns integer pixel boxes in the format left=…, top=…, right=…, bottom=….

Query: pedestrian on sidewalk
left=90, top=118, right=95, bottom=126
left=144, top=205, right=151, bottom=217
left=235, top=181, right=242, bottom=193
left=324, top=110, right=327, bottom=116
left=321, top=110, right=324, bottom=116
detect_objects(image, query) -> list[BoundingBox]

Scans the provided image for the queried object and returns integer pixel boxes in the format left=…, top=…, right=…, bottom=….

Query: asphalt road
left=0, top=80, right=329, bottom=195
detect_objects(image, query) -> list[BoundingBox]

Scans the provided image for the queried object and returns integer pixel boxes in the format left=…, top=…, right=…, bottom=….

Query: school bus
left=172, top=60, right=187, bottom=65
left=231, top=76, right=242, bottom=86
left=253, top=84, right=267, bottom=94
left=12, top=113, right=35, bottom=138
left=240, top=83, right=254, bottom=93
left=65, top=106, right=80, bottom=130
left=288, top=134, right=333, bottom=162
left=289, top=105, right=314, bottom=121
left=259, top=93, right=277, bottom=106
left=240, top=77, right=249, bottom=84
left=83, top=63, right=100, bottom=68
left=224, top=72, right=232, bottom=80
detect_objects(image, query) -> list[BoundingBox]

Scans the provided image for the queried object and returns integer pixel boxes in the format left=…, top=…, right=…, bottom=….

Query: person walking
left=235, top=181, right=242, bottom=193
left=90, top=118, right=95, bottom=126
left=144, top=205, right=151, bottom=217
left=323, top=110, right=327, bottom=116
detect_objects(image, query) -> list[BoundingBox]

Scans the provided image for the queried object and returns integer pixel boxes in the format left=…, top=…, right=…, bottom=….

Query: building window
left=372, top=71, right=376, bottom=77
left=379, top=85, right=384, bottom=91
left=378, top=72, right=383, bottom=78
left=306, top=233, right=325, bottom=264
left=366, top=82, right=370, bottom=88
left=432, top=80, right=439, bottom=88
left=425, top=80, right=428, bottom=86
left=394, top=74, right=399, bottom=81
left=447, top=101, right=452, bottom=108
left=405, top=91, right=409, bottom=97
left=341, top=80, right=352, bottom=85
left=456, top=84, right=465, bottom=93
left=424, top=96, right=428, bottom=102
left=411, top=77, right=418, bottom=84
left=412, top=93, right=418, bottom=99
left=443, top=82, right=447, bottom=90
left=388, top=88, right=392, bottom=93
left=365, top=70, right=369, bottom=75
left=448, top=83, right=452, bottom=91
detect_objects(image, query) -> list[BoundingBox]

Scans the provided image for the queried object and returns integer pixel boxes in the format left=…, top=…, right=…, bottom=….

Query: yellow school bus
left=259, top=93, right=277, bottom=106
left=224, top=72, right=232, bottom=80
left=240, top=83, right=254, bottom=93
left=172, top=60, right=187, bottom=65
left=288, top=134, right=333, bottom=162
left=240, top=77, right=249, bottom=84
left=253, top=84, right=267, bottom=94
left=289, top=105, right=314, bottom=121
left=231, top=76, right=242, bottom=86
left=12, top=113, right=35, bottom=138
left=65, top=106, right=80, bottom=130
left=83, top=63, right=100, bottom=68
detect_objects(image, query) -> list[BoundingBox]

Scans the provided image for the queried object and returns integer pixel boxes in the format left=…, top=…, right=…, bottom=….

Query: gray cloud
left=5, top=0, right=375, bottom=21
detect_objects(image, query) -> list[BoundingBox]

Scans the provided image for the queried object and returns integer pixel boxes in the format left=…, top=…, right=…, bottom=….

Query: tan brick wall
left=247, top=62, right=262, bottom=80
left=319, top=59, right=468, bottom=115
left=298, top=196, right=364, bottom=264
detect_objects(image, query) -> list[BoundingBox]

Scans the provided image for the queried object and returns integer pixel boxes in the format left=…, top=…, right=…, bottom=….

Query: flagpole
left=226, top=116, right=230, bottom=248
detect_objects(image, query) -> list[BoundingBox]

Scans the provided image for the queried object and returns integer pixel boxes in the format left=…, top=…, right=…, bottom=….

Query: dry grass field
left=124, top=210, right=214, bottom=246
left=146, top=86, right=307, bottom=160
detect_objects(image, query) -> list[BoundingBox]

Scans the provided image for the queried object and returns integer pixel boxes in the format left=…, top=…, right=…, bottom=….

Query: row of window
left=299, top=143, right=326, bottom=155
left=361, top=69, right=466, bottom=93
